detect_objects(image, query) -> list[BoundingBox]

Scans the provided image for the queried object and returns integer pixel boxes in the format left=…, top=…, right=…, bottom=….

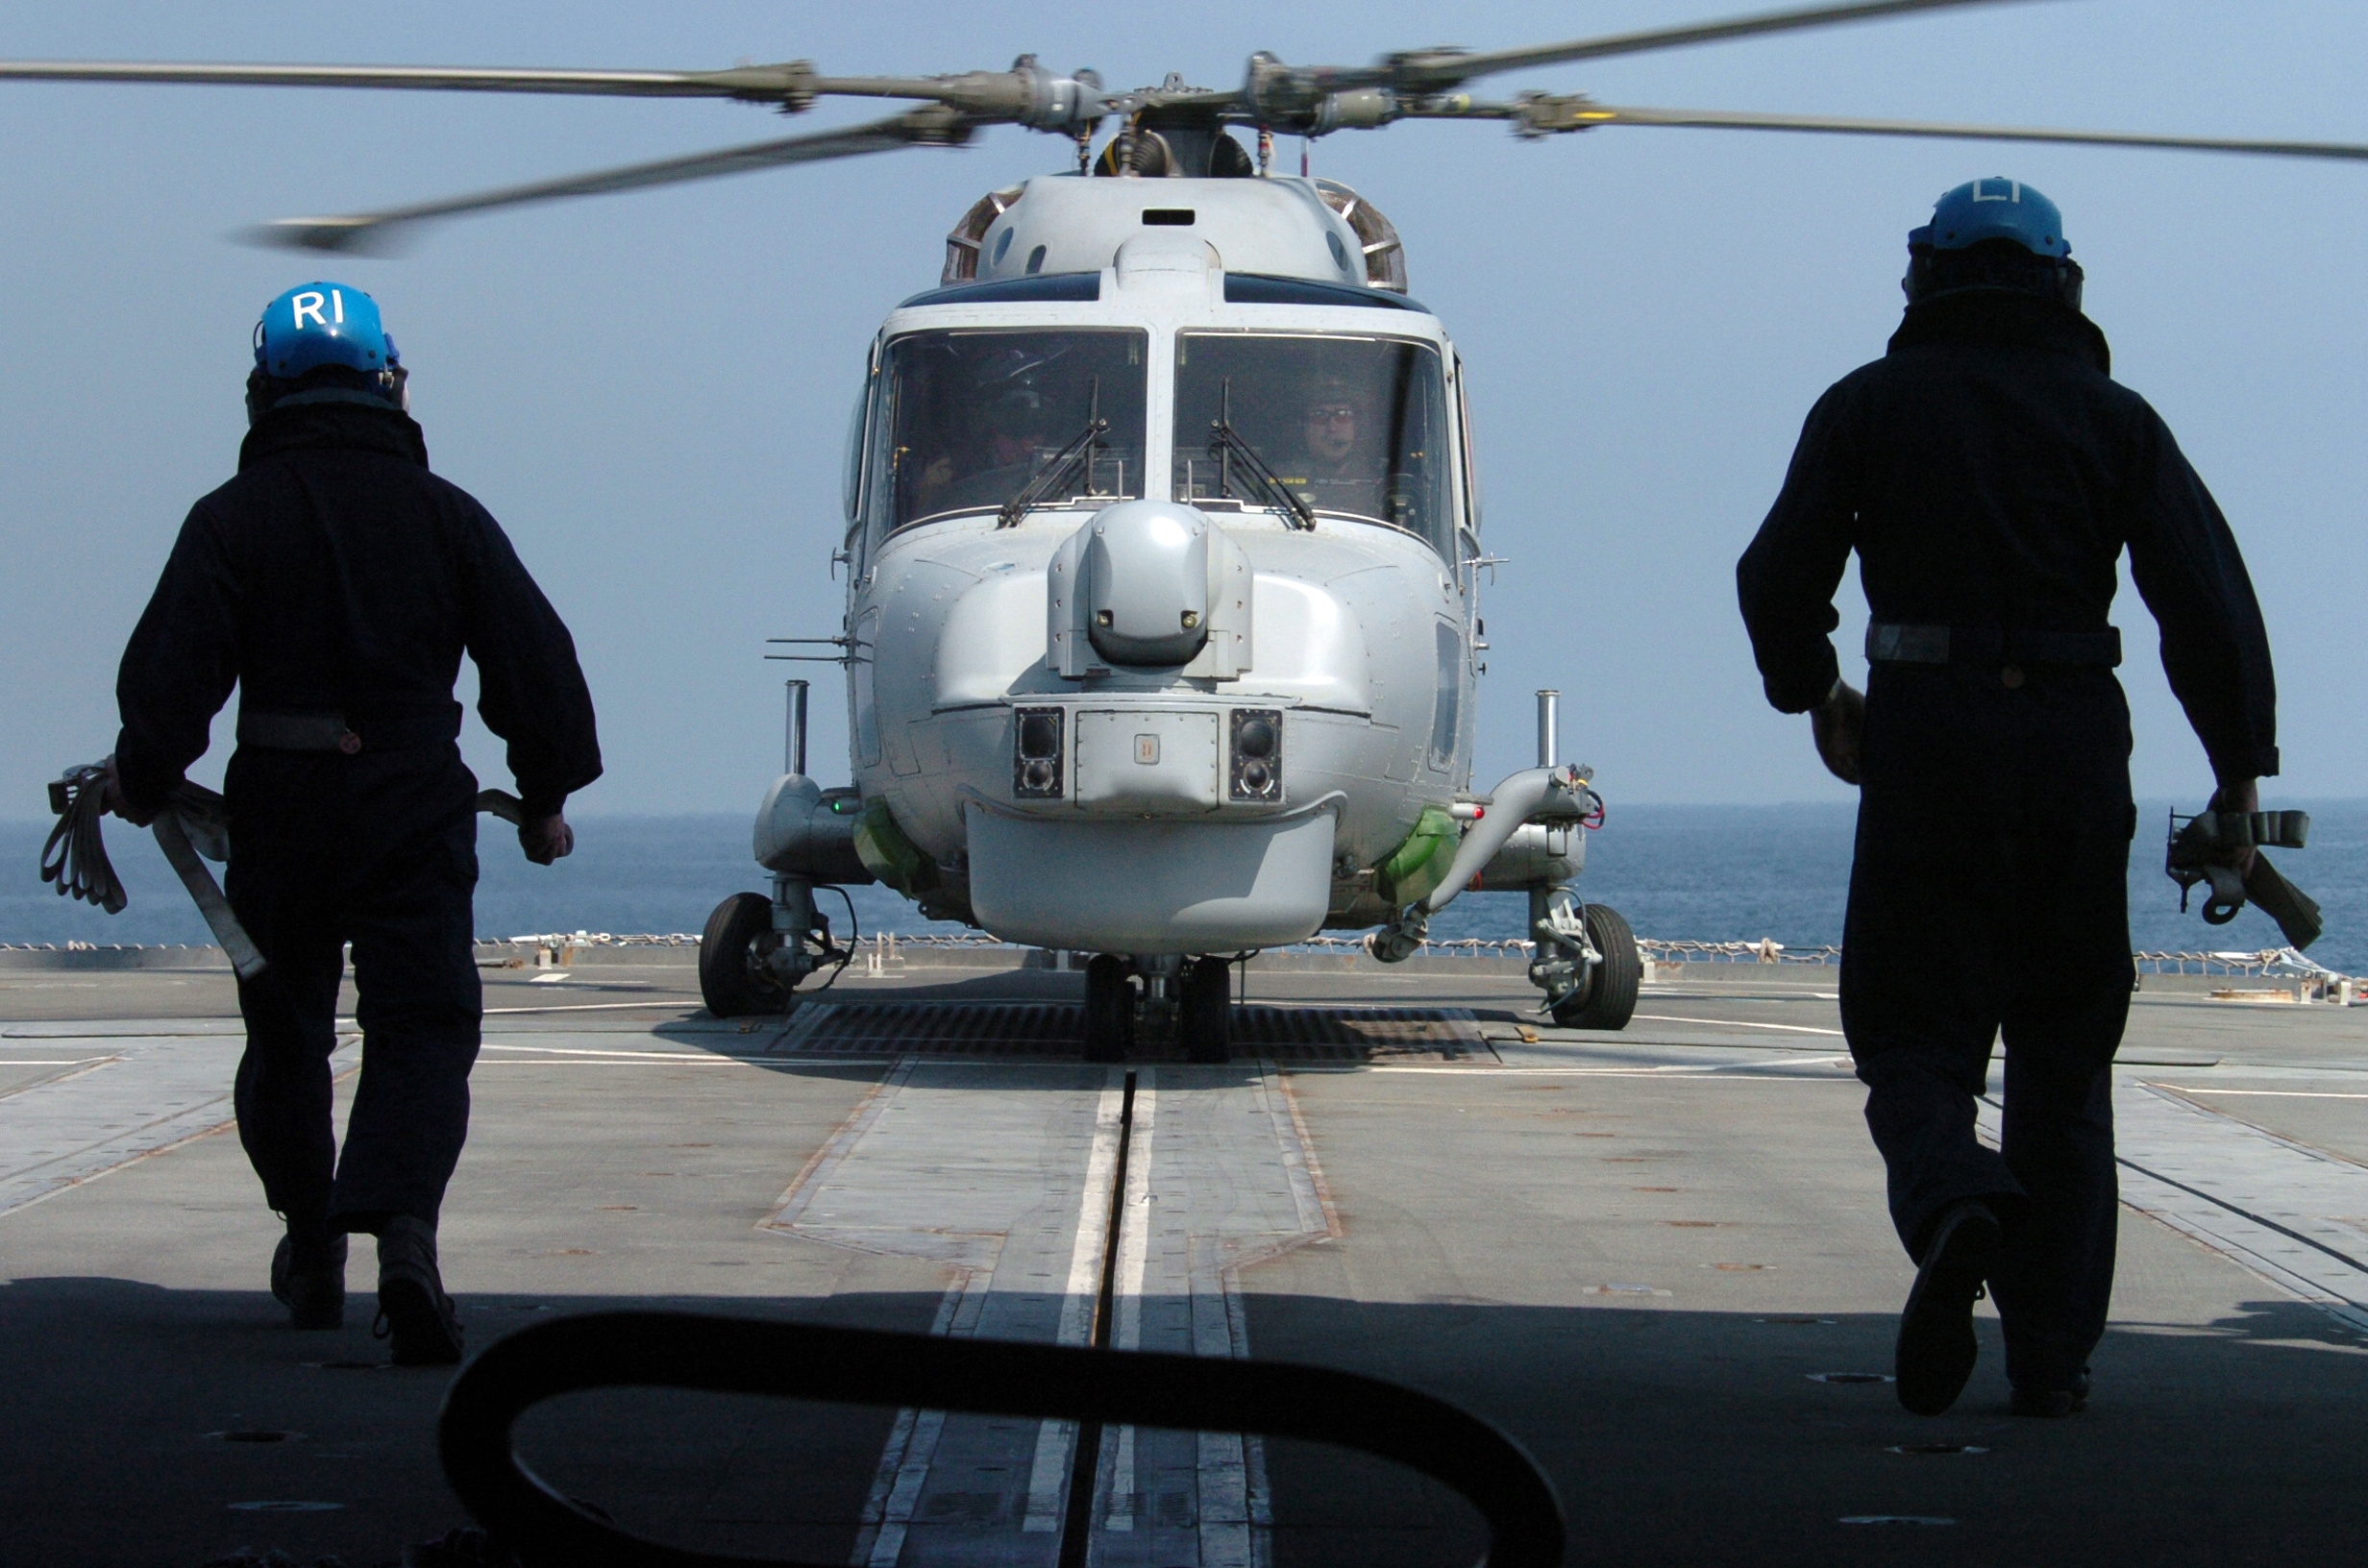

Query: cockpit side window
left=1172, top=332, right=1453, bottom=559
left=867, top=329, right=1148, bottom=540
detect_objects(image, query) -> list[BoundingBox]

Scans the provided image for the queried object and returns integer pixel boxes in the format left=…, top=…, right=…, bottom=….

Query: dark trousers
left=222, top=747, right=482, bottom=1234
left=1840, top=663, right=2136, bottom=1392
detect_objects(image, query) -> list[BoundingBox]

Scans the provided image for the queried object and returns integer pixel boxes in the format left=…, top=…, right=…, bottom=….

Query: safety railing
left=439, top=1311, right=1566, bottom=1568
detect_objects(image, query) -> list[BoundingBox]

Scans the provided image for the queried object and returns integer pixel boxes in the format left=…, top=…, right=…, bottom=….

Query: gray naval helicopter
left=13, top=0, right=2367, bottom=1061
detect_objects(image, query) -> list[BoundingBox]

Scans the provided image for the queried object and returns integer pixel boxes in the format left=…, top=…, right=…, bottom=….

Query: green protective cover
left=852, top=798, right=938, bottom=896
left=1376, top=804, right=1460, bottom=907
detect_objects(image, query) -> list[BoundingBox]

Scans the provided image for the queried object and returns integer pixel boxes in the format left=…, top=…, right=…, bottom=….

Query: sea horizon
left=9, top=798, right=2361, bottom=975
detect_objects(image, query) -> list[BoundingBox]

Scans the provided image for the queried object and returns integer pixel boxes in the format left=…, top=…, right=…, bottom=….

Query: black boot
left=2010, top=1366, right=2092, bottom=1418
left=270, top=1224, right=347, bottom=1331
left=375, top=1214, right=464, bottom=1366
left=1895, top=1199, right=2003, bottom=1416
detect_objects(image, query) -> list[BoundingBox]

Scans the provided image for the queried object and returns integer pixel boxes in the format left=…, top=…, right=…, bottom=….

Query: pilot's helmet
left=984, top=386, right=1048, bottom=432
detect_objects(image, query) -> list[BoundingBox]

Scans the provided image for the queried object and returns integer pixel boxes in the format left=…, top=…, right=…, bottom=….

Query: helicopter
left=8, top=0, right=2365, bottom=1063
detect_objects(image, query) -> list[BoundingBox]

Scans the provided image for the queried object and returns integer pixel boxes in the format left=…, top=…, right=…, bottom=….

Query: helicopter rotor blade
left=0, top=58, right=1105, bottom=129
left=245, top=107, right=970, bottom=256
left=1422, top=95, right=2368, bottom=164
left=1384, top=0, right=2052, bottom=90
left=1241, top=1, right=2047, bottom=130
left=0, top=58, right=824, bottom=103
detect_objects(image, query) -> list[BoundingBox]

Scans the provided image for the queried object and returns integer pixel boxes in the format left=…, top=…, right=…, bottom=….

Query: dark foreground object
left=440, top=1312, right=1565, bottom=1568
left=1895, top=1200, right=2004, bottom=1415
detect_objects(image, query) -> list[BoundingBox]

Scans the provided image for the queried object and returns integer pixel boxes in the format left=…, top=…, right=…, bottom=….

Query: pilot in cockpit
left=915, top=383, right=1054, bottom=517
left=1279, top=377, right=1386, bottom=520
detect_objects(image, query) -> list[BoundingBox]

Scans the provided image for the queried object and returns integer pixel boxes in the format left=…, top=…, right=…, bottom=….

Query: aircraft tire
left=1084, top=954, right=1133, bottom=1063
left=1551, top=903, right=1640, bottom=1031
left=700, top=892, right=787, bottom=1018
left=1180, top=957, right=1232, bottom=1064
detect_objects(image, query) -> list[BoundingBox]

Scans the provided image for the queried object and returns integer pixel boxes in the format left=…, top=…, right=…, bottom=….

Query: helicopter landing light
left=1012, top=706, right=1066, bottom=800
left=1230, top=709, right=1285, bottom=804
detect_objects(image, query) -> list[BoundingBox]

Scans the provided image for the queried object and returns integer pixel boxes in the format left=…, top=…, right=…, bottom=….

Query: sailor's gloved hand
left=2208, top=777, right=2259, bottom=877
left=99, top=755, right=157, bottom=827
left=1811, top=680, right=1865, bottom=786
left=520, top=814, right=574, bottom=866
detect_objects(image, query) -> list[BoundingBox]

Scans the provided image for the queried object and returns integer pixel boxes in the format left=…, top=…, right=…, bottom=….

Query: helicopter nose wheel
left=1546, top=899, right=1640, bottom=1031
left=1179, top=956, right=1232, bottom=1065
left=699, top=892, right=788, bottom=1019
left=1084, top=954, right=1135, bottom=1063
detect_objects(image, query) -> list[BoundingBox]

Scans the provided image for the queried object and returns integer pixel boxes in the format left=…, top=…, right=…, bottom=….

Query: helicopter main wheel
left=1084, top=954, right=1135, bottom=1064
left=1550, top=902, right=1640, bottom=1032
left=1179, top=956, right=1232, bottom=1065
left=700, top=892, right=788, bottom=1019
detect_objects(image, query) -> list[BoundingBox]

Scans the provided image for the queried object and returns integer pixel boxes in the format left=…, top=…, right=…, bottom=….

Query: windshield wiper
left=998, top=378, right=1110, bottom=528
left=1207, top=378, right=1315, bottom=530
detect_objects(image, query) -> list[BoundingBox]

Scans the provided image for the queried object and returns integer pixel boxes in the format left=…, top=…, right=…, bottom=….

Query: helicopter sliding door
left=866, top=329, right=1148, bottom=538
left=1172, top=333, right=1453, bottom=558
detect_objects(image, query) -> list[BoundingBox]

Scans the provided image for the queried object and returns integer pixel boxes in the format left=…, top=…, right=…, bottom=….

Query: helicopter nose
left=1081, top=500, right=1212, bottom=667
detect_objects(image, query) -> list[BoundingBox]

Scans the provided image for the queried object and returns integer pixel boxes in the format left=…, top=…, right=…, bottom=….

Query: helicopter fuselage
left=831, top=173, right=1505, bottom=955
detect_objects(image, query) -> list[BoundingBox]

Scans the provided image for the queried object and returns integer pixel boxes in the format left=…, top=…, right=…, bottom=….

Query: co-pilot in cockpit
left=876, top=330, right=1149, bottom=531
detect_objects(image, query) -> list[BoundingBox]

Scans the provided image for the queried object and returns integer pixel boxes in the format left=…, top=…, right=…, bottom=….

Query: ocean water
left=7, top=800, right=2363, bottom=974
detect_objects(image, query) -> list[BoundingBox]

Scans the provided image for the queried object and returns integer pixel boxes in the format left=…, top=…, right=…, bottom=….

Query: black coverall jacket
left=113, top=399, right=601, bottom=1228
left=1735, top=288, right=2277, bottom=1392
left=1738, top=287, right=2276, bottom=781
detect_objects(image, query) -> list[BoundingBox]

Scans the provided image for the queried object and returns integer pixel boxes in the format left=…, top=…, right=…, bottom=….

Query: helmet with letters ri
left=247, top=282, right=407, bottom=421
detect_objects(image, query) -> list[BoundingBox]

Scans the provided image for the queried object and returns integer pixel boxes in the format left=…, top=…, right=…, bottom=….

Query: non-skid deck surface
left=776, top=1001, right=1491, bottom=1063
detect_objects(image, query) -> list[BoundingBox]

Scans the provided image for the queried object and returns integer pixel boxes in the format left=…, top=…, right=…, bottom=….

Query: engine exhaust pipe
left=784, top=679, right=809, bottom=776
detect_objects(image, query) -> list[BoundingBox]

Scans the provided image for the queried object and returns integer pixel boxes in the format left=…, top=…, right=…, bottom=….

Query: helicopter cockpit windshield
left=873, top=328, right=1147, bottom=534
left=1172, top=334, right=1452, bottom=558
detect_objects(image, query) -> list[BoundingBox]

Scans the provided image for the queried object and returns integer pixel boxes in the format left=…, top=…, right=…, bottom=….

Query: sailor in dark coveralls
left=104, top=283, right=603, bottom=1363
left=1737, top=181, right=2277, bottom=1417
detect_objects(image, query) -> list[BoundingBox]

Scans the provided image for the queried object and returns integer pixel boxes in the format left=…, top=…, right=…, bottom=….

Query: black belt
left=236, top=705, right=463, bottom=754
left=1865, top=623, right=2121, bottom=668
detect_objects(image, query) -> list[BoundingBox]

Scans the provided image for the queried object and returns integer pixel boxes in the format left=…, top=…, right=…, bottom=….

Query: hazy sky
left=2, top=1, right=2360, bottom=819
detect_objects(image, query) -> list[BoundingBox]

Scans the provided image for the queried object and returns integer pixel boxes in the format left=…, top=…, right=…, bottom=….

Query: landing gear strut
left=1084, top=954, right=1135, bottom=1064
left=1179, top=956, right=1232, bottom=1064
left=1080, top=954, right=1233, bottom=1063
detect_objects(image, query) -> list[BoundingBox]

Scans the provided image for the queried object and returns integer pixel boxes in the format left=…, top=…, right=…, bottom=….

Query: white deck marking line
left=1105, top=1070, right=1156, bottom=1533
left=472, top=1058, right=752, bottom=1066
left=2158, top=1088, right=2368, bottom=1100
left=1631, top=1014, right=1845, bottom=1036
left=476, top=1043, right=762, bottom=1064
left=0, top=1057, right=123, bottom=1097
left=1983, top=1079, right=2368, bottom=1334
left=481, top=999, right=689, bottom=1015
left=781, top=1061, right=1324, bottom=1564
left=1359, top=1064, right=1855, bottom=1079
left=1022, top=1073, right=1128, bottom=1533
left=854, top=1267, right=993, bottom=1568
left=0, top=1041, right=358, bottom=1218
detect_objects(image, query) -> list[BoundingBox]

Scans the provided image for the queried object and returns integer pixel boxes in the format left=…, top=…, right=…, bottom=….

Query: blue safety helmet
left=252, top=282, right=400, bottom=379
left=1909, top=177, right=2070, bottom=257
left=1904, top=178, right=2083, bottom=309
